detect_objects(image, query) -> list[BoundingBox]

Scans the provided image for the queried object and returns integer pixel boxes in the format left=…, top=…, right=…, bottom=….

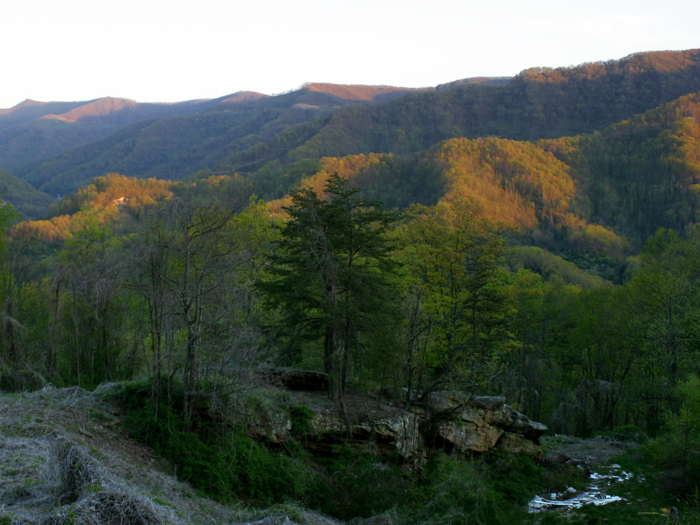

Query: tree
left=622, top=228, right=700, bottom=428
left=398, top=199, right=515, bottom=400
left=259, top=174, right=398, bottom=401
left=57, top=210, right=129, bottom=387
left=131, top=191, right=254, bottom=421
left=0, top=200, right=24, bottom=368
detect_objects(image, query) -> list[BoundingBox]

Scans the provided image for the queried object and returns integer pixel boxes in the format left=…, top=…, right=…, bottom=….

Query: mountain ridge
left=6, top=48, right=700, bottom=229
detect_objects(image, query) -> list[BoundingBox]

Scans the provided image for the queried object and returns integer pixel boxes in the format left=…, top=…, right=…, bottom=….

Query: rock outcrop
left=412, top=392, right=547, bottom=459
left=248, top=379, right=547, bottom=467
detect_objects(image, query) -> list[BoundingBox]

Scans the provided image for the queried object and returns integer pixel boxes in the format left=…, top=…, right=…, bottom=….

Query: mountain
left=0, top=167, right=53, bottom=219
left=17, top=48, right=700, bottom=199
left=0, top=99, right=87, bottom=128
left=436, top=77, right=512, bottom=90
left=7, top=49, right=700, bottom=237
left=12, top=84, right=426, bottom=196
left=0, top=95, right=251, bottom=172
left=223, top=49, right=700, bottom=176
left=254, top=87, right=700, bottom=253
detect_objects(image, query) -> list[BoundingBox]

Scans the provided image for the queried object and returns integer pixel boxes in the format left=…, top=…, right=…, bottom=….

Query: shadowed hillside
left=0, top=167, right=53, bottom=219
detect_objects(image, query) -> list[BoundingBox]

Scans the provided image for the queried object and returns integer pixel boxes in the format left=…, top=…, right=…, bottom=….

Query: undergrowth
left=104, top=378, right=325, bottom=507
left=401, top=452, right=544, bottom=525
left=103, top=378, right=547, bottom=523
left=521, top=449, right=700, bottom=525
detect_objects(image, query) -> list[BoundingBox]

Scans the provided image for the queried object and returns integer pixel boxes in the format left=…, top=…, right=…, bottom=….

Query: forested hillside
left=224, top=49, right=700, bottom=173
left=0, top=96, right=231, bottom=171
left=3, top=84, right=424, bottom=196
left=0, top=167, right=53, bottom=219
left=7, top=49, right=699, bottom=202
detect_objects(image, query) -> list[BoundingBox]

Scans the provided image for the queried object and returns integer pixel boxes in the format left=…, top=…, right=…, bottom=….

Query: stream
left=528, top=463, right=636, bottom=513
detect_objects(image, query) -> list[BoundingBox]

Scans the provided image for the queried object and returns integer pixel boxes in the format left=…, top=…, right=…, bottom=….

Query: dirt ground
left=541, top=434, right=637, bottom=466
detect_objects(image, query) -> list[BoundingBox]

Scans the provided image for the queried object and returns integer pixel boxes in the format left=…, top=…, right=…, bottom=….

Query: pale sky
left=1, top=0, right=698, bottom=109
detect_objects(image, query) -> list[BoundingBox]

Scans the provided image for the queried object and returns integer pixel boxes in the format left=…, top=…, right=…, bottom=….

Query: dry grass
left=0, top=385, right=352, bottom=525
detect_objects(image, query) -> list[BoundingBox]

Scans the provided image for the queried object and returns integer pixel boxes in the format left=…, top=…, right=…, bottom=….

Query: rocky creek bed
left=528, top=462, right=634, bottom=512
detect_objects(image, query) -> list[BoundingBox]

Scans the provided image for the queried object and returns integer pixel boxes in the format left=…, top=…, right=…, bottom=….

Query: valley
left=1, top=48, right=700, bottom=524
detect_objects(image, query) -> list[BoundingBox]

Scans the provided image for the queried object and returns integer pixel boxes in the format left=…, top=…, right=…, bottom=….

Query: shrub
left=106, top=379, right=324, bottom=506
left=289, top=405, right=315, bottom=437
left=401, top=452, right=541, bottom=525
left=0, top=366, right=45, bottom=392
left=417, top=456, right=505, bottom=525
left=319, top=443, right=410, bottom=520
left=642, top=376, right=700, bottom=496
left=595, top=424, right=648, bottom=443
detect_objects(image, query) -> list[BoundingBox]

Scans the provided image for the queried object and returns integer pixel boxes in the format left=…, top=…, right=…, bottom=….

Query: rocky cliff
left=248, top=373, right=547, bottom=467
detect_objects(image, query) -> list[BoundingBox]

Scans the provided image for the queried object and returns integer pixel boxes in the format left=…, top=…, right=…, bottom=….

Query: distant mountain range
left=0, top=84, right=433, bottom=172
left=0, top=83, right=441, bottom=205
left=3, top=48, right=700, bottom=261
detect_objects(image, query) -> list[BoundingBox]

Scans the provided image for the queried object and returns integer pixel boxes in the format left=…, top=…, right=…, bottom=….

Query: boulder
left=248, top=411, right=292, bottom=443
left=259, top=369, right=329, bottom=392
left=410, top=391, right=547, bottom=456
left=435, top=420, right=504, bottom=453
left=496, top=432, right=544, bottom=459
left=305, top=409, right=426, bottom=467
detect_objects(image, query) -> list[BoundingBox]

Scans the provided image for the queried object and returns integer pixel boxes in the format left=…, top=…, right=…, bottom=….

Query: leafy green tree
left=398, top=200, right=515, bottom=399
left=498, top=271, right=578, bottom=423
left=57, top=210, right=129, bottom=387
left=258, top=174, right=398, bottom=401
left=644, top=375, right=700, bottom=496
left=0, top=200, right=26, bottom=368
left=624, top=228, right=700, bottom=425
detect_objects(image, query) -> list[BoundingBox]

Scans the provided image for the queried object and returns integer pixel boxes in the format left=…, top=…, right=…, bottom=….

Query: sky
left=1, top=0, right=698, bottom=109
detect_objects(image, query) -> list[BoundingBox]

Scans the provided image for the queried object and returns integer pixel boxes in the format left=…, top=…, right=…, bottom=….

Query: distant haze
left=1, top=0, right=699, bottom=109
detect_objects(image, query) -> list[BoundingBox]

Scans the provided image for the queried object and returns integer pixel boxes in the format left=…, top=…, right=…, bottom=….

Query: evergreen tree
left=258, top=174, right=398, bottom=401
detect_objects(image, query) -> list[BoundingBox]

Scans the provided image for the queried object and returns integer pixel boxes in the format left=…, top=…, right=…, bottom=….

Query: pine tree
left=259, top=174, right=398, bottom=401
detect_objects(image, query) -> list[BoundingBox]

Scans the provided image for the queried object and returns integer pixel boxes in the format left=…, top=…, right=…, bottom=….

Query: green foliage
left=109, top=379, right=325, bottom=506
left=318, top=443, right=411, bottom=520
left=404, top=453, right=542, bottom=525
left=289, top=405, right=315, bottom=437
left=108, top=379, right=556, bottom=523
left=258, top=173, right=399, bottom=400
left=0, top=168, right=53, bottom=219
left=518, top=449, right=693, bottom=525
left=643, top=376, right=700, bottom=496
left=0, top=366, right=45, bottom=392
left=398, top=200, right=515, bottom=394
left=21, top=108, right=313, bottom=196
left=8, top=49, right=700, bottom=521
left=595, top=424, right=648, bottom=443
left=507, top=246, right=612, bottom=288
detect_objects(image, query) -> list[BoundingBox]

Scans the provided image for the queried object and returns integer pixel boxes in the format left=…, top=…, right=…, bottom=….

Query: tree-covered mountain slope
left=19, top=109, right=313, bottom=196
left=10, top=50, right=699, bottom=198
left=0, top=96, right=233, bottom=171
left=8, top=49, right=700, bottom=237
left=259, top=139, right=625, bottom=274
left=9, top=84, right=426, bottom=196
left=0, top=167, right=53, bottom=219
left=540, top=91, right=700, bottom=240
left=223, top=49, right=700, bottom=175
left=253, top=88, right=700, bottom=261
